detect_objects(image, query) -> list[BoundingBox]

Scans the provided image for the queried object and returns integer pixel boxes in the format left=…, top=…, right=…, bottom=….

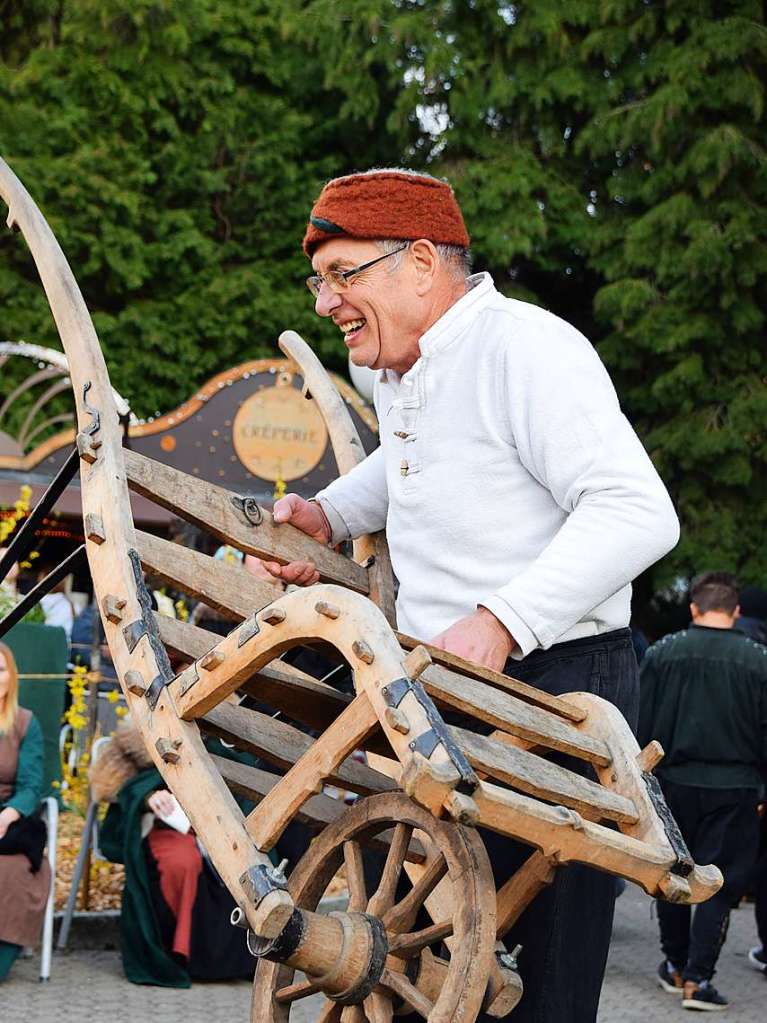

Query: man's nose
left=314, top=283, right=342, bottom=318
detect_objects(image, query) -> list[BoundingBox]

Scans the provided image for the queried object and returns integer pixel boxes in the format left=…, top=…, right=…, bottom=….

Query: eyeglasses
left=306, top=244, right=409, bottom=298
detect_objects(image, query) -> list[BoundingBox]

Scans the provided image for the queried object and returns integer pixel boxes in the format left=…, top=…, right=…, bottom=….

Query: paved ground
left=4, top=887, right=764, bottom=1021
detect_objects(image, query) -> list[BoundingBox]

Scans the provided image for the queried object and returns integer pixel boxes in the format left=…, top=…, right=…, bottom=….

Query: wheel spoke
left=340, top=1006, right=366, bottom=1022
left=382, top=853, right=447, bottom=933
left=343, top=839, right=367, bottom=911
left=387, top=918, right=453, bottom=958
left=364, top=989, right=394, bottom=1023
left=275, top=976, right=321, bottom=1003
left=316, top=999, right=343, bottom=1023
left=380, top=967, right=434, bottom=1019
left=366, top=822, right=413, bottom=918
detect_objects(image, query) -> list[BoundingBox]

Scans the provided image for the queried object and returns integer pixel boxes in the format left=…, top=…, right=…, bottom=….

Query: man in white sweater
left=266, top=168, right=680, bottom=1023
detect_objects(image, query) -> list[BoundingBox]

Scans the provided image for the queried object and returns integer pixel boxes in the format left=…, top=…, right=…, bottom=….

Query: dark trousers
left=476, top=628, right=639, bottom=1023
left=755, top=806, right=767, bottom=948
left=656, top=779, right=760, bottom=982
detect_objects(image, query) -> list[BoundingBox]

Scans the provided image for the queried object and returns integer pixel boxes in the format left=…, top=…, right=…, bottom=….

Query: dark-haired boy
left=639, top=572, right=767, bottom=1010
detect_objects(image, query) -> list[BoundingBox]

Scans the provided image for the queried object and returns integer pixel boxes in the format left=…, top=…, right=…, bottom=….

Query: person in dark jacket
left=639, top=571, right=767, bottom=1010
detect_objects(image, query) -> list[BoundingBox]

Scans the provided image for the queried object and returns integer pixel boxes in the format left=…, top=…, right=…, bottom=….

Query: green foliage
left=0, top=0, right=389, bottom=415
left=1, top=0, right=765, bottom=589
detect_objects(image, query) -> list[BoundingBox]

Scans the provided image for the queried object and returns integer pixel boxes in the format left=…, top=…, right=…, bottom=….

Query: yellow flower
left=106, top=689, right=120, bottom=704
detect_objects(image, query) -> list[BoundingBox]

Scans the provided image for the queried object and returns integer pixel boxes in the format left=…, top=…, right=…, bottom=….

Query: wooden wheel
left=252, top=792, right=496, bottom=1023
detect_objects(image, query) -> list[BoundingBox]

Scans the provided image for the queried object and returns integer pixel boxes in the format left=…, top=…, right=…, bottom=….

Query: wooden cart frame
left=0, top=159, right=722, bottom=1023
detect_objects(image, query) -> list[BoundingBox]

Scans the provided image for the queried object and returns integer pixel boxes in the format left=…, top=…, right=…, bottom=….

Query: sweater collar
left=418, top=271, right=496, bottom=357
left=379, top=272, right=497, bottom=387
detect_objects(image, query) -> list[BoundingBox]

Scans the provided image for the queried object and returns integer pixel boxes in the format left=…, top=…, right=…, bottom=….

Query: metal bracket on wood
left=381, top=676, right=479, bottom=794
left=121, top=548, right=173, bottom=709
left=238, top=613, right=261, bottom=647
left=239, top=862, right=289, bottom=908
left=77, top=381, right=103, bottom=463
left=642, top=772, right=695, bottom=877
left=230, top=494, right=263, bottom=527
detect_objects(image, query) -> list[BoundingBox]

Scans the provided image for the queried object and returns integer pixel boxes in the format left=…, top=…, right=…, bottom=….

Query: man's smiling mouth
left=338, top=318, right=366, bottom=342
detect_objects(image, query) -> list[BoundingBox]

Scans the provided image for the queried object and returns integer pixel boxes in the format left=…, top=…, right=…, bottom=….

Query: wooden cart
left=0, top=158, right=722, bottom=1023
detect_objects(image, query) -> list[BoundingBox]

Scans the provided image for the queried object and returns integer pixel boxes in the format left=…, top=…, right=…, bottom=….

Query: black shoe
left=682, top=980, right=728, bottom=1011
left=748, top=946, right=767, bottom=973
left=657, top=959, right=684, bottom=994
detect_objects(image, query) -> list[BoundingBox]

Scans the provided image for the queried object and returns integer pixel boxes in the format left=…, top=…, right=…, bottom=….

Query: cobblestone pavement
left=4, top=888, right=764, bottom=1022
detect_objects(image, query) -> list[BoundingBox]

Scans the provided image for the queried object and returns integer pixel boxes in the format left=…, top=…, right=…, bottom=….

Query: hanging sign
left=232, top=372, right=328, bottom=482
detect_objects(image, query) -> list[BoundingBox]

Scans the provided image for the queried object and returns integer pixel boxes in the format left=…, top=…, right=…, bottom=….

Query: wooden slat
left=137, top=530, right=274, bottom=619
left=155, top=613, right=352, bottom=732
left=246, top=692, right=381, bottom=851
left=452, top=725, right=637, bottom=825
left=278, top=330, right=396, bottom=624
left=124, top=448, right=369, bottom=592
left=202, top=700, right=396, bottom=797
left=158, top=616, right=624, bottom=821
left=473, top=778, right=722, bottom=904
left=212, top=756, right=425, bottom=863
left=397, top=631, right=586, bottom=723
left=144, top=551, right=608, bottom=768
left=422, top=661, right=612, bottom=768
left=156, top=612, right=619, bottom=820
left=495, top=851, right=556, bottom=938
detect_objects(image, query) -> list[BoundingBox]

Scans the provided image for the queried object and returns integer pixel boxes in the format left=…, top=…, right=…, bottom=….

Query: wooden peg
left=315, top=600, right=340, bottom=620
left=102, top=594, right=127, bottom=624
left=636, top=740, right=664, bottom=773
left=200, top=649, right=225, bottom=670
left=384, top=706, right=411, bottom=735
left=156, top=737, right=183, bottom=764
left=260, top=607, right=287, bottom=626
left=76, top=432, right=102, bottom=463
left=403, top=644, right=432, bottom=680
left=444, top=790, right=480, bottom=826
left=352, top=639, right=375, bottom=665
left=84, top=513, right=106, bottom=545
left=124, top=670, right=148, bottom=696
left=658, top=872, right=692, bottom=904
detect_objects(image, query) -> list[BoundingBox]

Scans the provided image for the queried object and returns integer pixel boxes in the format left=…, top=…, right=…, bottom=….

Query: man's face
left=311, top=238, right=423, bottom=375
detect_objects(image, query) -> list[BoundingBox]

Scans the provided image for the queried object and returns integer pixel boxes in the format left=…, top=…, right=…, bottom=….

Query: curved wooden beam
left=279, top=329, right=396, bottom=624
left=0, top=156, right=291, bottom=940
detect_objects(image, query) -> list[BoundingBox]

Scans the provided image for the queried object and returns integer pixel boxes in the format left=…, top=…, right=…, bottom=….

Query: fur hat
left=89, top=720, right=153, bottom=803
left=303, top=169, right=470, bottom=256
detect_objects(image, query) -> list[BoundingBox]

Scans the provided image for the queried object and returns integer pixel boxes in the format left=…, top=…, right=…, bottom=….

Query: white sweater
left=316, top=273, right=679, bottom=658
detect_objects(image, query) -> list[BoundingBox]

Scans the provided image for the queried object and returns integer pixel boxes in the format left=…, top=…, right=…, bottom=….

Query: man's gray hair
left=375, top=238, right=472, bottom=281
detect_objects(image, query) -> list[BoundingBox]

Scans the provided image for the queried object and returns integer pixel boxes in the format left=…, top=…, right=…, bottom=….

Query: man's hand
left=262, top=495, right=330, bottom=586
left=0, top=805, right=21, bottom=840
left=430, top=607, right=516, bottom=673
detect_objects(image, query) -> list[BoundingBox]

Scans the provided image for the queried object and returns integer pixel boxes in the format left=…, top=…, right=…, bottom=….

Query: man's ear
left=409, top=239, right=439, bottom=294
left=733, top=604, right=741, bottom=620
left=689, top=602, right=700, bottom=620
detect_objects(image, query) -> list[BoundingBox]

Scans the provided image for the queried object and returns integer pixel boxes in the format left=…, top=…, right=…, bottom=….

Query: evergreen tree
left=288, top=0, right=767, bottom=586
left=0, top=0, right=396, bottom=418
left=1, top=0, right=765, bottom=587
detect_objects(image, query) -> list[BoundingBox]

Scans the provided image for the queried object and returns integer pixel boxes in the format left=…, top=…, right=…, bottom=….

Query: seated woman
left=94, top=720, right=258, bottom=987
left=0, top=642, right=51, bottom=982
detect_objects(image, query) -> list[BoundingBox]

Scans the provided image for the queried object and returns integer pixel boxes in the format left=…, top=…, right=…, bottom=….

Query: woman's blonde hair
left=0, top=641, right=19, bottom=734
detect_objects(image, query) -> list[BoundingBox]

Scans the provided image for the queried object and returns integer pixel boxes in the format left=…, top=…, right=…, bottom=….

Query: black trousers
left=475, top=628, right=639, bottom=1023
left=755, top=804, right=767, bottom=949
left=655, top=779, right=760, bottom=982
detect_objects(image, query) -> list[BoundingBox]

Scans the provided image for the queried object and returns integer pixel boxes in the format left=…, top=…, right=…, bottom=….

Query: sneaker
left=747, top=946, right=767, bottom=973
left=657, top=959, right=684, bottom=994
left=682, top=980, right=728, bottom=1011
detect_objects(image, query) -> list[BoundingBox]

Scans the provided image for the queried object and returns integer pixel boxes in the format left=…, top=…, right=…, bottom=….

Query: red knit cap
left=303, top=169, right=470, bottom=257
